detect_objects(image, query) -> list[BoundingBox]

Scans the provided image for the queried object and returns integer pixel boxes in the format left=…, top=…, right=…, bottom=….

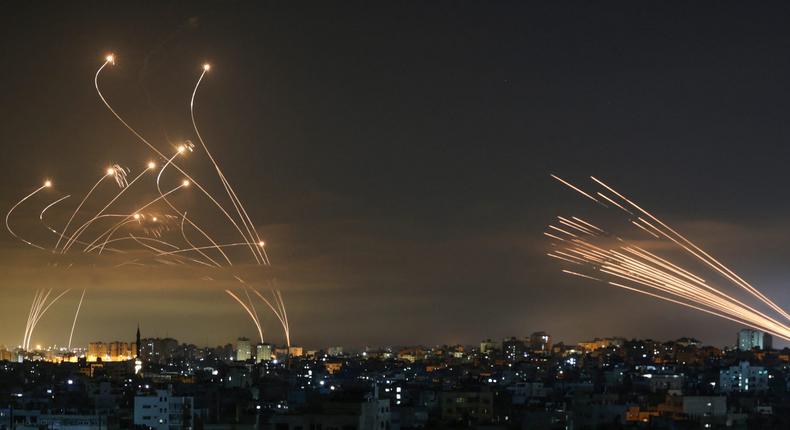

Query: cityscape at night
left=5, top=1, right=790, bottom=429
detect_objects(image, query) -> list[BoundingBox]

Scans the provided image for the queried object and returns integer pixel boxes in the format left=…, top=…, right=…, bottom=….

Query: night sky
left=3, top=2, right=790, bottom=349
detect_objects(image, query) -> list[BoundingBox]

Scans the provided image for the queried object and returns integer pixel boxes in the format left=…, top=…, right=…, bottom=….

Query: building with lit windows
left=528, top=331, right=552, bottom=353
left=479, top=339, right=499, bottom=354
left=236, top=337, right=251, bottom=361
left=737, top=329, right=772, bottom=351
left=87, top=341, right=136, bottom=362
left=256, top=343, right=272, bottom=362
left=133, top=386, right=193, bottom=430
left=502, top=337, right=526, bottom=361
left=719, top=361, right=769, bottom=393
left=140, top=337, right=178, bottom=364
left=439, top=391, right=493, bottom=423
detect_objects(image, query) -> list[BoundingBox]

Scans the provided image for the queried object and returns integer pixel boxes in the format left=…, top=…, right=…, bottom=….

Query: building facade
left=737, top=329, right=772, bottom=351
left=236, top=338, right=251, bottom=361
left=719, top=361, right=769, bottom=393
left=134, top=387, right=194, bottom=430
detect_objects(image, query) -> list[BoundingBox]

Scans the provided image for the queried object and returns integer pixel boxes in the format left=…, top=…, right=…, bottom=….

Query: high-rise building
left=236, top=337, right=251, bottom=361
left=737, top=329, right=772, bottom=351
left=139, top=338, right=179, bottom=364
left=256, top=343, right=273, bottom=362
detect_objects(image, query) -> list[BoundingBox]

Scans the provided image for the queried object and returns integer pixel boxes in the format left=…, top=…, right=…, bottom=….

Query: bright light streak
left=7, top=54, right=283, bottom=345
left=548, top=174, right=790, bottom=341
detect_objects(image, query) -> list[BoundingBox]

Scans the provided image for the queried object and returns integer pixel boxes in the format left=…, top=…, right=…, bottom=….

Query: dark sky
left=3, top=1, right=790, bottom=350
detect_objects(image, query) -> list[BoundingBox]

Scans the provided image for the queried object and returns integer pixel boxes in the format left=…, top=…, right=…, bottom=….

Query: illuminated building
left=88, top=342, right=107, bottom=361
left=0, top=347, right=13, bottom=362
left=256, top=343, right=272, bottom=362
left=577, top=337, right=624, bottom=352
left=288, top=346, right=304, bottom=357
left=236, top=337, right=251, bottom=361
left=327, top=346, right=344, bottom=357
left=87, top=341, right=135, bottom=362
left=479, top=339, right=499, bottom=354
left=397, top=347, right=425, bottom=363
left=737, top=329, right=772, bottom=351
left=325, top=361, right=343, bottom=374
left=134, top=386, right=193, bottom=430
left=719, top=361, right=769, bottom=393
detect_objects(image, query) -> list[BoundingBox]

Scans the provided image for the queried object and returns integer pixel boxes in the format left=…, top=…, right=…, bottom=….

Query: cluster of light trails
left=547, top=175, right=790, bottom=341
left=22, top=289, right=71, bottom=351
left=5, top=53, right=291, bottom=350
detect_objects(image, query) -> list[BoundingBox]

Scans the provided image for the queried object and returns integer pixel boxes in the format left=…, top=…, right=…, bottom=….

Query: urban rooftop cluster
left=1, top=328, right=789, bottom=429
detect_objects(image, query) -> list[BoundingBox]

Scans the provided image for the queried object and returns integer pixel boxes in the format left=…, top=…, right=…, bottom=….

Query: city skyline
left=5, top=2, right=790, bottom=349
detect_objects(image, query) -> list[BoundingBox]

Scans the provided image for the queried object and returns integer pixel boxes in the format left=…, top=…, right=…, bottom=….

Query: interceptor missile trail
left=547, top=174, right=790, bottom=340
left=225, top=289, right=264, bottom=343
left=7, top=181, right=51, bottom=250
left=67, top=289, right=86, bottom=350
left=95, top=60, right=269, bottom=267
left=56, top=170, right=114, bottom=253
left=6, top=52, right=293, bottom=348
left=190, top=65, right=266, bottom=265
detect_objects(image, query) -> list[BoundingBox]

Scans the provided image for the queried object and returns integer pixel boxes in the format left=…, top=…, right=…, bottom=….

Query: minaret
left=134, top=323, right=143, bottom=375
left=136, top=324, right=141, bottom=358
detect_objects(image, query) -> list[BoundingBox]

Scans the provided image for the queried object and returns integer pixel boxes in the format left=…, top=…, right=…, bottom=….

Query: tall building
left=236, top=337, right=251, bottom=361
left=737, top=329, right=772, bottom=351
left=140, top=338, right=179, bottom=364
left=256, top=343, right=273, bottom=362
